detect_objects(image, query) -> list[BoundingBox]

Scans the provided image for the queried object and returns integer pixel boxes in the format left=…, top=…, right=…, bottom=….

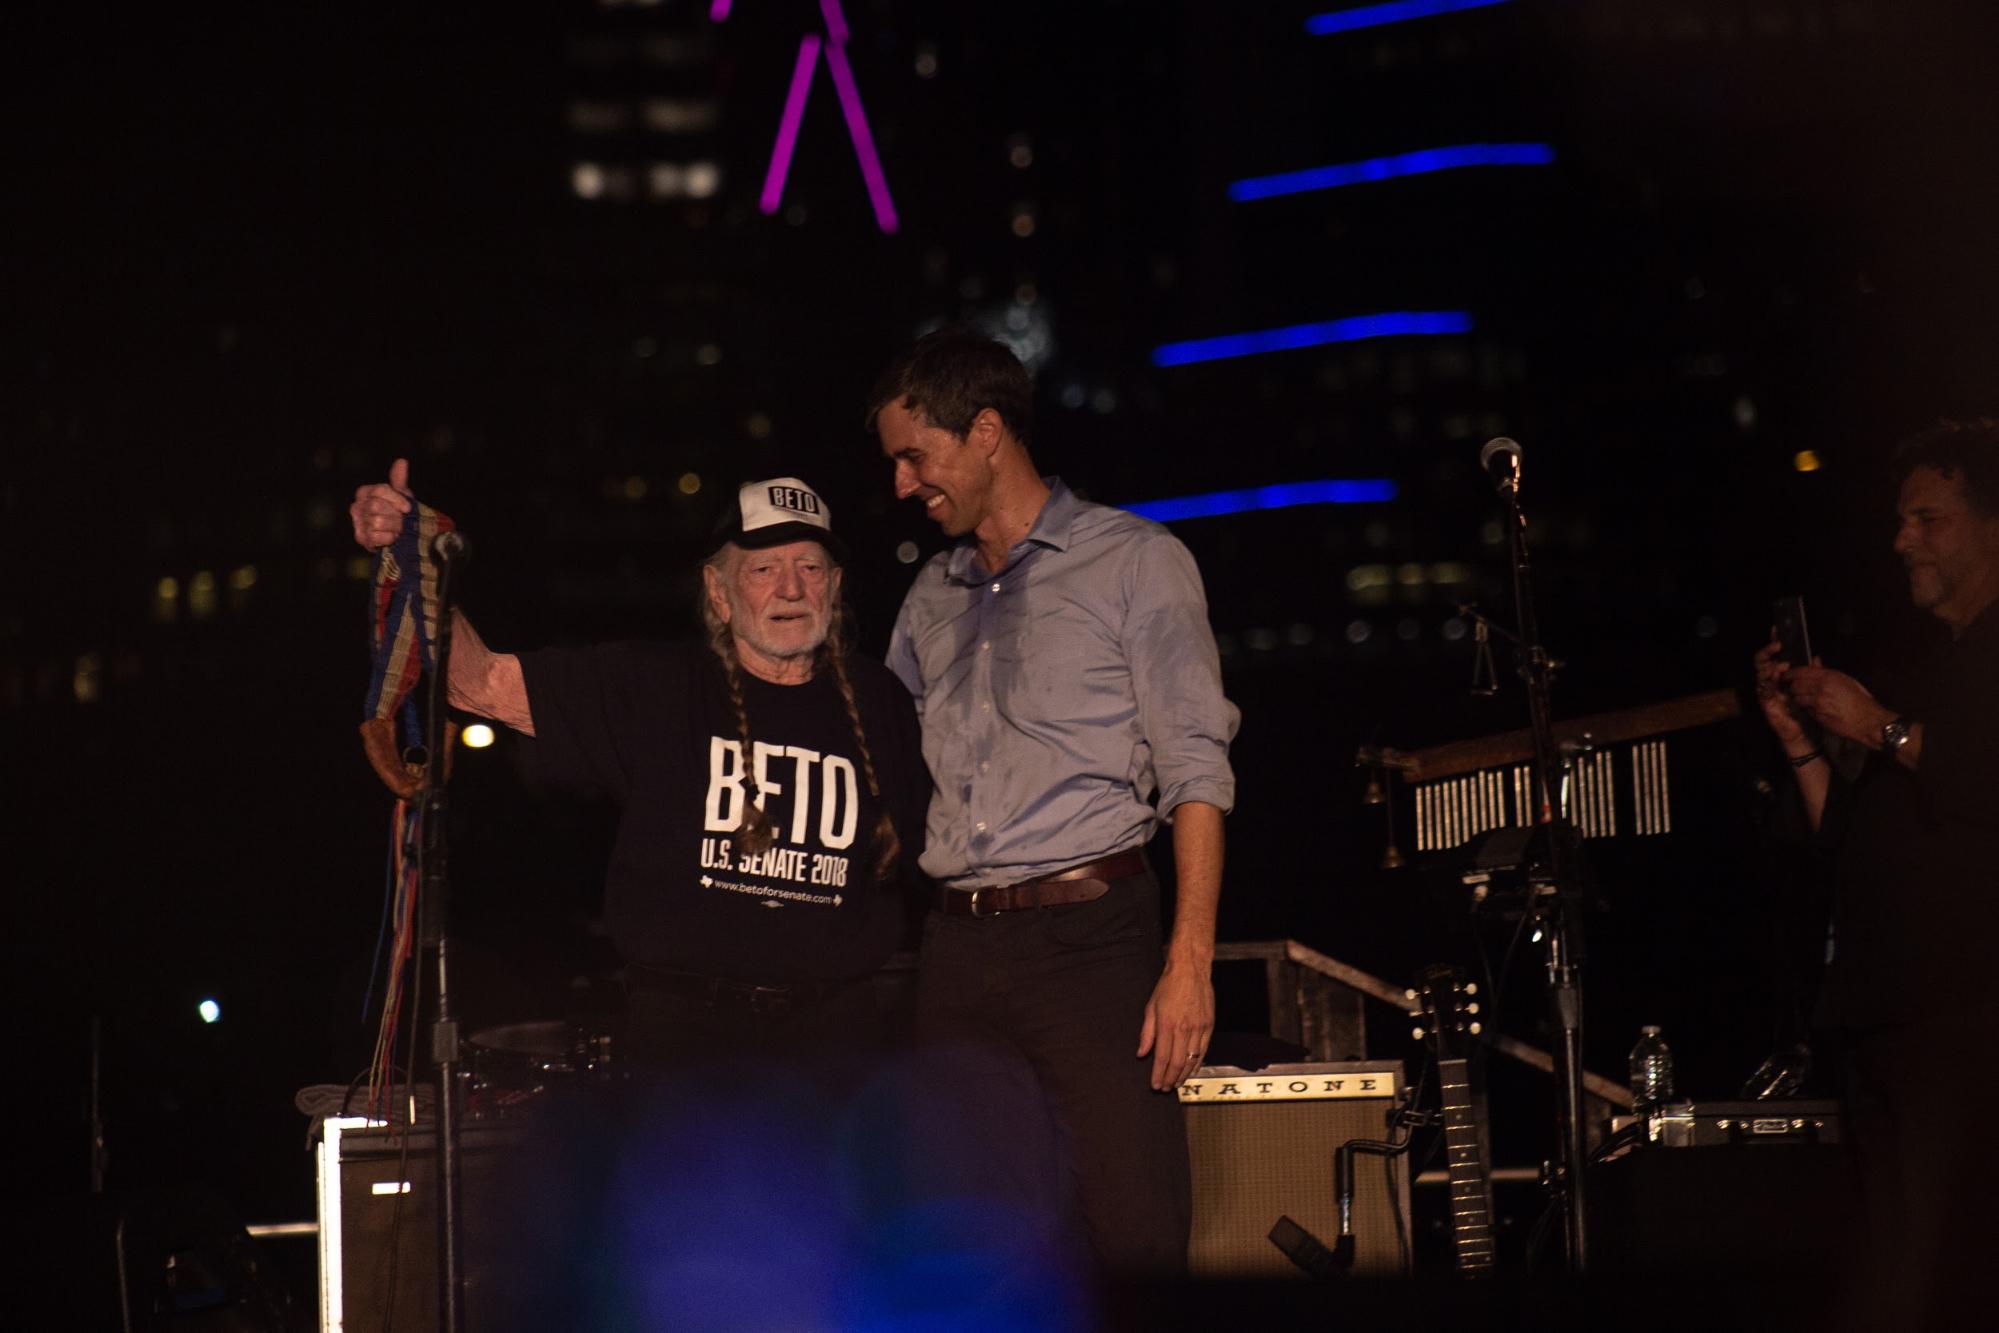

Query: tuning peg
left=1467, top=1002, right=1480, bottom=1015
left=1464, top=982, right=1478, bottom=996
left=1404, top=988, right=1417, bottom=1001
left=1469, top=1022, right=1482, bottom=1035
left=1411, top=1027, right=1427, bottom=1042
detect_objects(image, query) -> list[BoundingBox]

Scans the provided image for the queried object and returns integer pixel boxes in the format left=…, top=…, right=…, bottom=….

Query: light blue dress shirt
left=887, top=479, right=1239, bottom=888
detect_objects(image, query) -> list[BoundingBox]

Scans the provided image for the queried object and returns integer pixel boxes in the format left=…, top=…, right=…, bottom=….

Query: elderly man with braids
left=349, top=461, right=927, bottom=1070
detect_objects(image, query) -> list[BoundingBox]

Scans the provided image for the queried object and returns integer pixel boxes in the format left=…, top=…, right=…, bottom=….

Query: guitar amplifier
left=314, top=1116, right=529, bottom=1333
left=1180, top=1060, right=1409, bottom=1277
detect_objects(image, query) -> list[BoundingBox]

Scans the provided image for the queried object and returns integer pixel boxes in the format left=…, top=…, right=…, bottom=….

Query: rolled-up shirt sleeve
left=1123, top=530, right=1239, bottom=817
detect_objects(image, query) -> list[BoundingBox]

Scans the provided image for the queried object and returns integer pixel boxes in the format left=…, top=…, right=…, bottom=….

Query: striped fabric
left=359, top=501, right=456, bottom=798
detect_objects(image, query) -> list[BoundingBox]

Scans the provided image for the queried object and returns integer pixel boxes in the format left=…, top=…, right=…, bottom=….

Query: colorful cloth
left=360, top=500, right=457, bottom=798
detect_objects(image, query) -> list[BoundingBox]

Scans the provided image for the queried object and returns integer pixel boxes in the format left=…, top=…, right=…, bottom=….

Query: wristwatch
left=1881, top=716, right=1913, bottom=755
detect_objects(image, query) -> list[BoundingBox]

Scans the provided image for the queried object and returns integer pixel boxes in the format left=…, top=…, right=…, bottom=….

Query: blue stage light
left=1152, top=311, right=1472, bottom=368
left=1229, top=143, right=1554, bottom=202
left=1306, top=0, right=1509, bottom=37
left=1126, top=480, right=1398, bottom=523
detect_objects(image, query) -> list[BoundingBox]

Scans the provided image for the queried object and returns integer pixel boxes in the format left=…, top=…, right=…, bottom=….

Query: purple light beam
left=822, top=40, right=899, bottom=233
left=759, top=34, right=821, bottom=216
left=709, top=0, right=732, bottom=20
left=817, top=0, right=851, bottom=46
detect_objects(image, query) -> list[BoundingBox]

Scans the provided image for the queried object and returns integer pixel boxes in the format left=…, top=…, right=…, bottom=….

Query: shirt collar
left=1954, top=598, right=1999, bottom=651
left=944, top=477, right=1078, bottom=584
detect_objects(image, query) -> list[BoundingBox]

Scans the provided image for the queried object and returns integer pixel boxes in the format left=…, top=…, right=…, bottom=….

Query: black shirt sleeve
left=517, top=642, right=684, bottom=804
left=1914, top=616, right=1999, bottom=828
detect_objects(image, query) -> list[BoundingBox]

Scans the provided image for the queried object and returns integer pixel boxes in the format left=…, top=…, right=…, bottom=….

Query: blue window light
left=1153, top=311, right=1472, bottom=368
left=1230, top=143, right=1554, bottom=202
left=1306, top=0, right=1510, bottom=37
left=1127, top=479, right=1398, bottom=523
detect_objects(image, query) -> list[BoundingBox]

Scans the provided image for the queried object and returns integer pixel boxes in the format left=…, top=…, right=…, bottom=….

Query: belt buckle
left=966, top=887, right=999, bottom=918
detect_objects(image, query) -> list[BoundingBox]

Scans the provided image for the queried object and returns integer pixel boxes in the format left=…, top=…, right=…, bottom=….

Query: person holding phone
left=1751, top=419, right=1999, bottom=1327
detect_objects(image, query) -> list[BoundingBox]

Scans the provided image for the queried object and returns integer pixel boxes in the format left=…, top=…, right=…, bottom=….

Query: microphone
left=1479, top=437, right=1522, bottom=497
left=433, top=530, right=470, bottom=563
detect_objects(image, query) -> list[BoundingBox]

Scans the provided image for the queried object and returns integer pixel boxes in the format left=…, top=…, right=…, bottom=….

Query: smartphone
left=1772, top=595, right=1813, bottom=669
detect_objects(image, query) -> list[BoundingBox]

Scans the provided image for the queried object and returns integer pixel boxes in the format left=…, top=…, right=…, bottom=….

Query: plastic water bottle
left=1628, top=1025, right=1674, bottom=1114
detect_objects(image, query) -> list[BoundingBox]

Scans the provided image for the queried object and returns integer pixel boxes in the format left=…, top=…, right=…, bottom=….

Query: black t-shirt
left=516, top=640, right=927, bottom=984
left=1817, top=606, right=1999, bottom=1029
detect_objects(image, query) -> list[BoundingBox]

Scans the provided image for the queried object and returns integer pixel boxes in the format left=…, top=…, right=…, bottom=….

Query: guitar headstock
left=1407, top=963, right=1482, bottom=1061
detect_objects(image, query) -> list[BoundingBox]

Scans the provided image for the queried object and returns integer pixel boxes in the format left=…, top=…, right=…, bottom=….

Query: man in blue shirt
left=871, top=328, right=1238, bottom=1274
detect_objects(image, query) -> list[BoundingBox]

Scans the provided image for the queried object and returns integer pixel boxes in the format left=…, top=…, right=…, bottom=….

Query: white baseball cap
left=712, top=476, right=848, bottom=562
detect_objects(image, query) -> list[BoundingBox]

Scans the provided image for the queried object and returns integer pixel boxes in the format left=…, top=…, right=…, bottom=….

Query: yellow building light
left=189, top=571, right=218, bottom=620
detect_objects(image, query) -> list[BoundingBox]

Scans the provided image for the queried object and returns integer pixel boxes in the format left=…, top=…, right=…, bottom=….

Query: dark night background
left=6, top=0, right=1998, bottom=1296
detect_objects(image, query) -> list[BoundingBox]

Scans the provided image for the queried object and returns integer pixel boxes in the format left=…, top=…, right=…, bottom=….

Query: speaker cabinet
left=1181, top=1060, right=1410, bottom=1277
left=315, top=1117, right=528, bottom=1333
left=1589, top=1142, right=1857, bottom=1275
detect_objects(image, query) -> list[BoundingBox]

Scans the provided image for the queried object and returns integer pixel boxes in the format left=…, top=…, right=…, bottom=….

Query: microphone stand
left=420, top=533, right=468, bottom=1333
left=1492, top=466, right=1592, bottom=1274
left=90, top=1017, right=107, bottom=1194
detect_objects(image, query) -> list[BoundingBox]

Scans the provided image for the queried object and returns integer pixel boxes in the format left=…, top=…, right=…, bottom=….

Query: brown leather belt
left=937, top=848, right=1148, bottom=918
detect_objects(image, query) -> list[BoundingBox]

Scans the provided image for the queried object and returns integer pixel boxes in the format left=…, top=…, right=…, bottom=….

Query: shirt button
left=990, top=581, right=1001, bottom=593
left=975, top=821, right=987, bottom=832
left=980, top=761, right=990, bottom=773
left=981, top=640, right=991, bottom=651
left=980, top=701, right=992, bottom=712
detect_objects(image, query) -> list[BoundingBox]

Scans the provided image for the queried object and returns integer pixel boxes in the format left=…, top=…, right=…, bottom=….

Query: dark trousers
left=914, top=867, right=1191, bottom=1276
left=1839, top=1013, right=1999, bottom=1331
left=482, top=972, right=890, bottom=1331
left=619, top=966, right=882, bottom=1076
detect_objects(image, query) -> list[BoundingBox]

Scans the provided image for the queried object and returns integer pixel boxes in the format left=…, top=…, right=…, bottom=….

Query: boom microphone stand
left=420, top=529, right=469, bottom=1333
left=1479, top=438, right=1591, bottom=1273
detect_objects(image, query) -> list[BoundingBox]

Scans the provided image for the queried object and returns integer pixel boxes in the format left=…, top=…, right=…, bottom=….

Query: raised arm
left=350, top=458, right=534, bottom=735
left=1784, top=661, right=1916, bottom=771
left=1754, top=639, right=1830, bottom=831
left=446, top=610, right=533, bottom=735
